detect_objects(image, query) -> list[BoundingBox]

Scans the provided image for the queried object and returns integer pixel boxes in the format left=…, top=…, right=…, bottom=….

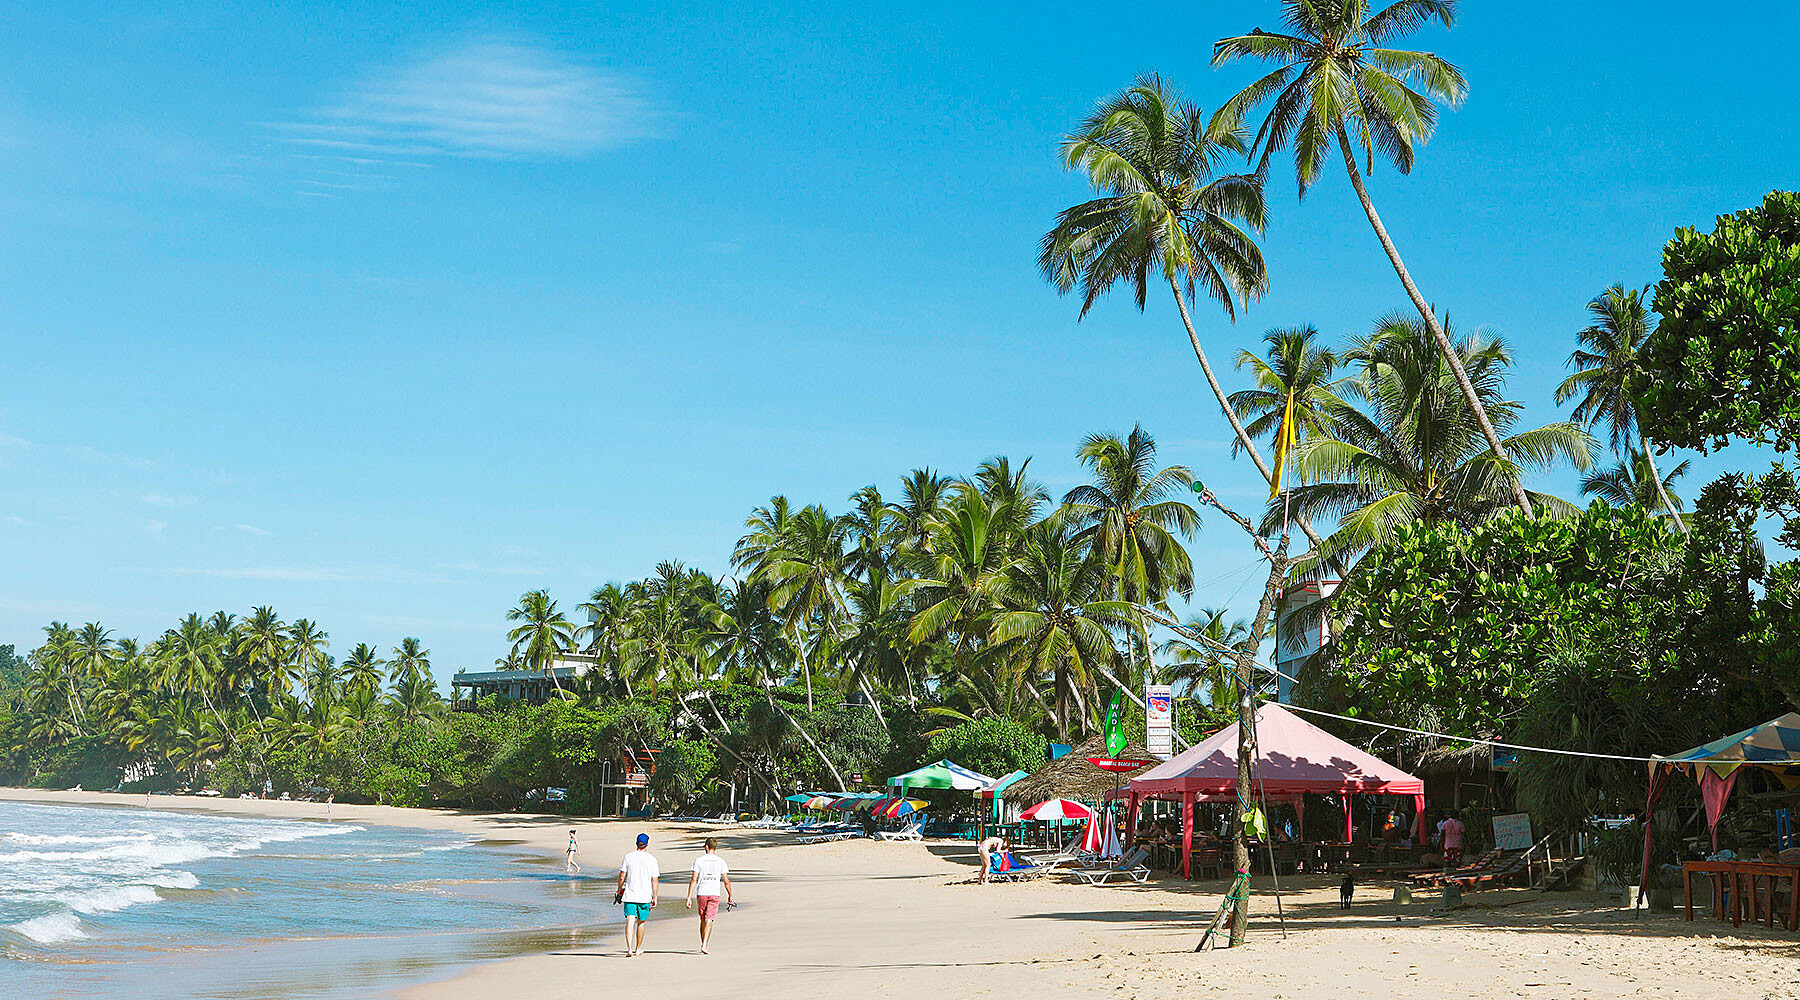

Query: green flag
left=1105, top=692, right=1126, bottom=758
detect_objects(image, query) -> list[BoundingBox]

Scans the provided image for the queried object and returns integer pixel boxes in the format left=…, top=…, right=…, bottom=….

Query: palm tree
left=578, top=583, right=637, bottom=698
left=1211, top=1, right=1532, bottom=514
left=1556, top=284, right=1687, bottom=529
left=1581, top=447, right=1689, bottom=512
left=990, top=521, right=1136, bottom=740
left=159, top=613, right=235, bottom=743
left=235, top=607, right=291, bottom=701
left=1281, top=314, right=1592, bottom=568
left=1229, top=325, right=1349, bottom=474
left=388, top=638, right=430, bottom=690
left=1062, top=427, right=1198, bottom=604
left=907, top=488, right=1017, bottom=672
left=340, top=643, right=385, bottom=696
left=759, top=504, right=850, bottom=710
left=893, top=469, right=954, bottom=555
left=1041, top=78, right=1288, bottom=495
left=287, top=619, right=330, bottom=701
left=1159, top=607, right=1255, bottom=706
left=506, top=590, right=577, bottom=700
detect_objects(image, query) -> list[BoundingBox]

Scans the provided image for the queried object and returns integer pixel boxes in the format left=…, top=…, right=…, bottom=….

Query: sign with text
left=1492, top=812, right=1533, bottom=851
left=1145, top=684, right=1174, bottom=759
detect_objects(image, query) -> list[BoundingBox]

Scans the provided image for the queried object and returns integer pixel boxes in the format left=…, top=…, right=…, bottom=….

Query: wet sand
left=7, top=789, right=1798, bottom=999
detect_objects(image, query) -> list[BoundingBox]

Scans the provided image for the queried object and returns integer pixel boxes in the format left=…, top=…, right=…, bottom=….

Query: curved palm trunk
left=1334, top=127, right=1533, bottom=517
left=1640, top=445, right=1689, bottom=533
left=1227, top=546, right=1289, bottom=946
left=792, top=626, right=814, bottom=711
left=1163, top=272, right=1343, bottom=646
left=856, top=672, right=890, bottom=733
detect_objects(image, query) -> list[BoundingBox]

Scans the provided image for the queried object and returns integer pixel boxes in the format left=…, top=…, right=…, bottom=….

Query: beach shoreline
left=8, top=789, right=1800, bottom=1000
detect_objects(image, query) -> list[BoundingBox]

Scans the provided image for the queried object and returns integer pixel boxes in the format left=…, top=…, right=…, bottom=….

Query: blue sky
left=3, top=2, right=1795, bottom=681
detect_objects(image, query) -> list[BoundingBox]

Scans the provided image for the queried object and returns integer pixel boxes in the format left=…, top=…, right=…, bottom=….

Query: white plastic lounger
left=1071, top=847, right=1151, bottom=885
left=876, top=818, right=925, bottom=842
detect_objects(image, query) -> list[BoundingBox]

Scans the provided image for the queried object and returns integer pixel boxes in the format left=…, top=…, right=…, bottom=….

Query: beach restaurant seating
left=1072, top=846, right=1152, bottom=885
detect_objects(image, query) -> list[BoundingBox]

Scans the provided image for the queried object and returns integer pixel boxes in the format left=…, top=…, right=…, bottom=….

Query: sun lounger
left=1410, top=848, right=1502, bottom=885
left=876, top=817, right=926, bottom=842
left=1071, top=846, right=1152, bottom=885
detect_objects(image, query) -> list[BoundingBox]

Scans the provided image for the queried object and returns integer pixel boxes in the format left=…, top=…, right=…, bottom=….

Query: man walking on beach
left=685, top=836, right=734, bottom=954
left=617, top=833, right=659, bottom=956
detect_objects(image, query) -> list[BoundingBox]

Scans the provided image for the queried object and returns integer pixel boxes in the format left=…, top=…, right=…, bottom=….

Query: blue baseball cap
left=636, top=833, right=650, bottom=846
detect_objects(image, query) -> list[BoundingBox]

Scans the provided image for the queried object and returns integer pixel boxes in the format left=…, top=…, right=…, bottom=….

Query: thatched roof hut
left=1004, top=736, right=1155, bottom=805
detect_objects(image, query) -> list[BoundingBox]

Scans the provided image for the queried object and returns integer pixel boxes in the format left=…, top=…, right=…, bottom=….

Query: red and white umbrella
left=1021, top=798, right=1095, bottom=822
left=1079, top=808, right=1122, bottom=856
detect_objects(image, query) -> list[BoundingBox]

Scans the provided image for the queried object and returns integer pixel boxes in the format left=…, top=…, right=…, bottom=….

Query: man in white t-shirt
left=685, top=836, right=735, bottom=954
left=616, top=833, right=660, bottom=957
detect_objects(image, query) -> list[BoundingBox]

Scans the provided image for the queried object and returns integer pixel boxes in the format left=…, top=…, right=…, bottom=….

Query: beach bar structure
left=1640, top=711, right=1800, bottom=918
left=1125, top=702, right=1425, bottom=878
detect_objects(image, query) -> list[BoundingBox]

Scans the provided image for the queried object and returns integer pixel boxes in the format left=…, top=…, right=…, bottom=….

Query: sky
left=3, top=2, right=1796, bottom=683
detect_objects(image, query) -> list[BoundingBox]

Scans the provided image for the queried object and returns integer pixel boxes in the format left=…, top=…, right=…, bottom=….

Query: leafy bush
left=1635, top=190, right=1800, bottom=453
left=927, top=716, right=1046, bottom=778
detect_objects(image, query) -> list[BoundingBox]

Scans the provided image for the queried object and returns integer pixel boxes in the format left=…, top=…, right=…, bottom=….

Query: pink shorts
left=696, top=895, right=720, bottom=919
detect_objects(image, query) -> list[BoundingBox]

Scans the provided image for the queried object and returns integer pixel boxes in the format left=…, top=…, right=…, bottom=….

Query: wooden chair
left=1193, top=847, right=1225, bottom=880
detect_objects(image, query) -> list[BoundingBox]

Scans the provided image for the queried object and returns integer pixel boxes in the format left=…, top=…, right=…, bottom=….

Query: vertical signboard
left=1145, top=684, right=1174, bottom=759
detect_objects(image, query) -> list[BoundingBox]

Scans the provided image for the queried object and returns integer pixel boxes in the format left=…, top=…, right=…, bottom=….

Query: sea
left=0, top=799, right=609, bottom=999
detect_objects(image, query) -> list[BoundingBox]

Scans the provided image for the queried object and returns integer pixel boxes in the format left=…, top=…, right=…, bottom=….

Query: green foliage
left=650, top=739, right=718, bottom=807
left=1635, top=191, right=1800, bottom=453
left=927, top=716, right=1047, bottom=778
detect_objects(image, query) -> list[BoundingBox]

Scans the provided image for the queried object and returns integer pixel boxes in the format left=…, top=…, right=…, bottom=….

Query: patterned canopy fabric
left=1655, top=711, right=1800, bottom=788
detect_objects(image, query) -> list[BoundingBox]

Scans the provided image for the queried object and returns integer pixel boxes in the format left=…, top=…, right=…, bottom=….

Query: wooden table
left=1682, top=861, right=1800, bottom=930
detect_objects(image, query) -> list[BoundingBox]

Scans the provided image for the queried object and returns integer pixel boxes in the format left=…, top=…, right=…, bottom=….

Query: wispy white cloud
left=146, top=519, right=168, bottom=539
left=277, top=38, right=655, bottom=177
left=233, top=522, right=272, bottom=537
left=153, top=566, right=454, bottom=585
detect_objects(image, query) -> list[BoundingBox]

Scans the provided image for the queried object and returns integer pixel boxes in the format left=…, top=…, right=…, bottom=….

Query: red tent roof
left=1129, top=702, right=1423, bottom=796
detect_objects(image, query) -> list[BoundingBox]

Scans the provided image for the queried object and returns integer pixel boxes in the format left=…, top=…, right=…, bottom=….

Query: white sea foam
left=0, top=803, right=361, bottom=948
left=12, top=912, right=87, bottom=943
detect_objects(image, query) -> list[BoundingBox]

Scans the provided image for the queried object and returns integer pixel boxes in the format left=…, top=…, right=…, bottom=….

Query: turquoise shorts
left=623, top=901, right=651, bottom=920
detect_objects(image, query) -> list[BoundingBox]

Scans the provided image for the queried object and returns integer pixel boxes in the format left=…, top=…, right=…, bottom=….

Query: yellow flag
left=1268, top=389, right=1297, bottom=500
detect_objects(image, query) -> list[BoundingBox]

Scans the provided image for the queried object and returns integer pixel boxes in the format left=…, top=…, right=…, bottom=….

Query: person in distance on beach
left=685, top=836, right=734, bottom=954
left=566, top=829, right=581, bottom=873
left=617, top=833, right=660, bottom=956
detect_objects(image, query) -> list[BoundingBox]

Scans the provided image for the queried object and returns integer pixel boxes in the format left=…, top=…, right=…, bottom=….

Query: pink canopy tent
left=1124, top=702, right=1426, bottom=877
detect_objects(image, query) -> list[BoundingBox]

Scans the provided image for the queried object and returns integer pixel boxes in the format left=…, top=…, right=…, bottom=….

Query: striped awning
left=1656, top=712, right=1800, bottom=786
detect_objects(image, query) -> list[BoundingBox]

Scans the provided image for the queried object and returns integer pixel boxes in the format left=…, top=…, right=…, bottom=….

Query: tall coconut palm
left=235, top=607, right=291, bottom=701
left=760, top=504, right=850, bottom=710
left=340, top=643, right=385, bottom=696
left=1556, top=284, right=1687, bottom=529
left=1581, top=447, right=1689, bottom=512
left=1158, top=607, right=1256, bottom=706
left=388, top=638, right=430, bottom=691
left=287, top=619, right=330, bottom=700
left=1281, top=314, right=1592, bottom=568
left=893, top=469, right=954, bottom=555
left=990, top=521, right=1136, bottom=740
left=160, top=613, right=235, bottom=743
left=907, top=488, right=1018, bottom=671
left=1041, top=78, right=1284, bottom=492
left=1062, top=427, right=1198, bottom=604
left=1211, top=1, right=1531, bottom=515
left=506, top=590, right=577, bottom=700
left=578, top=583, right=638, bottom=698
left=1229, top=325, right=1349, bottom=476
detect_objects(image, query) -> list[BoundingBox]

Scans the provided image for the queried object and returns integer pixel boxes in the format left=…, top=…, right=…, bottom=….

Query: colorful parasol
left=1020, top=798, right=1095, bottom=822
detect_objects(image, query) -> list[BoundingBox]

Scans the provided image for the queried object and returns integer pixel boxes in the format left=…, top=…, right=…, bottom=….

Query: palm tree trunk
left=765, top=690, right=846, bottom=791
left=1164, top=272, right=1332, bottom=557
left=1333, top=126, right=1532, bottom=516
left=1639, top=445, right=1689, bottom=533
left=793, top=626, right=814, bottom=711
left=1163, top=272, right=1343, bottom=649
left=856, top=673, right=890, bottom=733
left=1228, top=544, right=1290, bottom=945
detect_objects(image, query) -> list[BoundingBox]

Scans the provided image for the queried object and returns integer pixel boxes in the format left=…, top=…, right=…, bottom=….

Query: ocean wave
left=11, top=912, right=86, bottom=944
left=63, top=884, right=161, bottom=914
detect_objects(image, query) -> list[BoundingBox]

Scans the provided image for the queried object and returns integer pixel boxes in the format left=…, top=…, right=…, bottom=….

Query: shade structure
left=1639, top=713, right=1800, bottom=894
left=826, top=792, right=886, bottom=811
left=875, top=797, right=929, bottom=818
left=1125, top=702, right=1425, bottom=877
left=1005, top=736, right=1155, bottom=805
left=1021, top=798, right=1095, bottom=822
left=887, top=760, right=996, bottom=792
left=801, top=794, right=837, bottom=810
left=783, top=793, right=814, bottom=804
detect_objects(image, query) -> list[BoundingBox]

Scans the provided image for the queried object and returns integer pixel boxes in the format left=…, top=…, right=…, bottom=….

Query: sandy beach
left=5, top=788, right=1798, bottom=1000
